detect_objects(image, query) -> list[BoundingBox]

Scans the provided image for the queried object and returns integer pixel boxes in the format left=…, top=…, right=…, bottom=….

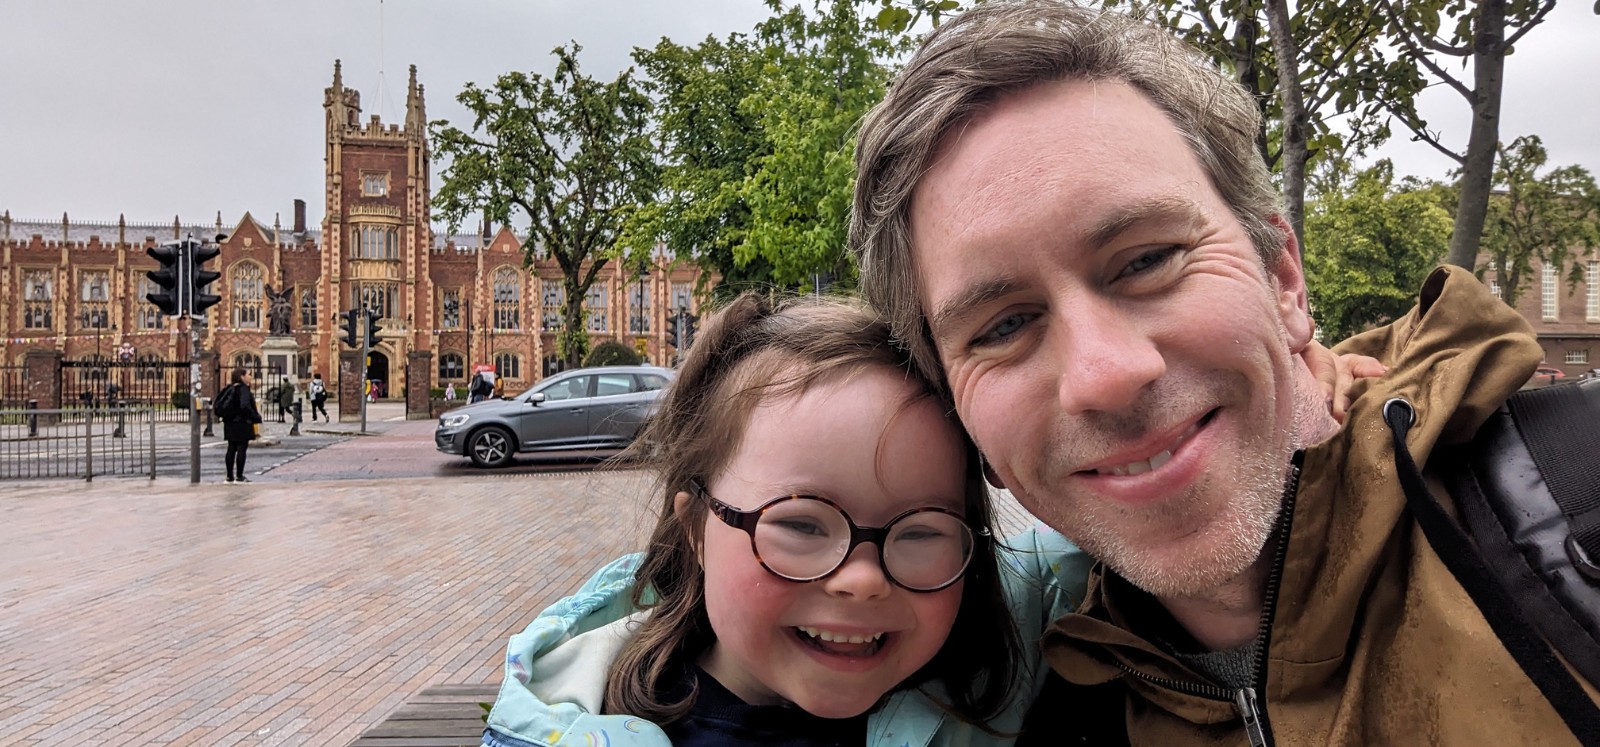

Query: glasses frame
left=698, top=486, right=979, bottom=593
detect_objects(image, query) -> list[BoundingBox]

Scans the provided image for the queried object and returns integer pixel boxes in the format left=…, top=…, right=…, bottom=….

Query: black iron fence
left=60, top=359, right=194, bottom=423
left=1, top=364, right=27, bottom=409
left=0, top=407, right=157, bottom=481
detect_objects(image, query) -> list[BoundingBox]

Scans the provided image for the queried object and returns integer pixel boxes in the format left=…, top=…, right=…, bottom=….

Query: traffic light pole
left=359, top=329, right=369, bottom=434
left=186, top=315, right=201, bottom=484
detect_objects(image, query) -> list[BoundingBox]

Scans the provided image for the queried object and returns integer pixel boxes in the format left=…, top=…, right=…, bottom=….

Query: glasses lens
left=884, top=511, right=974, bottom=590
left=753, top=498, right=852, bottom=580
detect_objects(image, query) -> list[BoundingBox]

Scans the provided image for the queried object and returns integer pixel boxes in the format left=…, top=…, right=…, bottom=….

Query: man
left=308, top=372, right=329, bottom=422
left=851, top=1, right=1591, bottom=743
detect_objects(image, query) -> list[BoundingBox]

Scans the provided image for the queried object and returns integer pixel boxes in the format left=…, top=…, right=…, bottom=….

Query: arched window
left=231, top=263, right=264, bottom=329
left=233, top=351, right=261, bottom=370
left=494, top=352, right=521, bottom=381
left=542, top=353, right=565, bottom=379
left=493, top=267, right=521, bottom=330
left=438, top=352, right=465, bottom=380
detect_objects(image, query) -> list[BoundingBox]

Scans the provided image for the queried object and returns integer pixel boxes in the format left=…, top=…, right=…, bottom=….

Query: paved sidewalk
left=0, top=470, right=659, bottom=746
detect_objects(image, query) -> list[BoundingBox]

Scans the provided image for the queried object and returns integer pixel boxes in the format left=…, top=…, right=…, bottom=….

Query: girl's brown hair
left=604, top=292, right=1021, bottom=727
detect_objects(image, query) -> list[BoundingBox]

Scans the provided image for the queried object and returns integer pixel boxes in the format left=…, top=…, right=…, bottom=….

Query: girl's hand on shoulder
left=1303, top=340, right=1387, bottom=424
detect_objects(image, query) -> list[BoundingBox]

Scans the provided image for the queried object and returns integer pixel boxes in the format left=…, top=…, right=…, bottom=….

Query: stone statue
left=265, top=284, right=294, bottom=336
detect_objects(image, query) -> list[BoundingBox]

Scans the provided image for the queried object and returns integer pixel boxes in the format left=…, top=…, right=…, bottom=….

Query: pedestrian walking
left=308, top=373, right=329, bottom=422
left=213, top=367, right=262, bottom=484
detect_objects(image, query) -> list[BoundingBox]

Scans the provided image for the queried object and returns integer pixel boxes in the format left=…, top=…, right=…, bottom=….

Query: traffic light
left=682, top=313, right=700, bottom=350
left=342, top=309, right=361, bottom=348
left=145, top=240, right=186, bottom=316
left=189, top=238, right=222, bottom=318
left=364, top=309, right=383, bottom=349
left=666, top=313, right=682, bottom=350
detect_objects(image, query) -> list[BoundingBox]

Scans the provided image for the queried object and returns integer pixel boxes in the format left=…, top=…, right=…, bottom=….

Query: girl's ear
left=673, top=491, right=704, bottom=566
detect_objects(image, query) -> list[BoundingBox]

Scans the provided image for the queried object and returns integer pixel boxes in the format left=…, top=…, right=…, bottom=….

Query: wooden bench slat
left=349, top=683, right=497, bottom=747
left=348, top=738, right=482, bottom=747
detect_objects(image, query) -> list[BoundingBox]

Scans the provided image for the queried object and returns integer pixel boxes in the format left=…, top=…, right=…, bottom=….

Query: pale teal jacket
left=483, top=526, right=1091, bottom=747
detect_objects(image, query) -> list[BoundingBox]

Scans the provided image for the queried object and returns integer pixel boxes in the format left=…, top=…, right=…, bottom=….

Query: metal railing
left=0, top=407, right=157, bottom=481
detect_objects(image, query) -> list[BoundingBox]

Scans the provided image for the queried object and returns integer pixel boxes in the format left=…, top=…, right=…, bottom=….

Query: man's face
left=907, top=79, right=1315, bottom=598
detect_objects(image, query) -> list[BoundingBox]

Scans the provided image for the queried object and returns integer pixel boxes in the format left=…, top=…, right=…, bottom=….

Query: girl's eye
left=971, top=312, right=1035, bottom=348
left=1116, top=246, right=1181, bottom=280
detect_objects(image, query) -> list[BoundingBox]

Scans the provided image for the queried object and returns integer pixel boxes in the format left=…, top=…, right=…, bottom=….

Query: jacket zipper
left=1112, top=451, right=1304, bottom=747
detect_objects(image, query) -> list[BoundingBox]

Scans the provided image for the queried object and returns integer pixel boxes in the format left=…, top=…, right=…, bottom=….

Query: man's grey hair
left=851, top=0, right=1286, bottom=391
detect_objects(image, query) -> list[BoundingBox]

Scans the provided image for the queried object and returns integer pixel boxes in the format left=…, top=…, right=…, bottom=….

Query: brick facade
left=1, top=62, right=712, bottom=401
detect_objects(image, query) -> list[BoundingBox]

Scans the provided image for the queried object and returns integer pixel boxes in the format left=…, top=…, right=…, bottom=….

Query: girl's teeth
left=797, top=626, right=883, bottom=644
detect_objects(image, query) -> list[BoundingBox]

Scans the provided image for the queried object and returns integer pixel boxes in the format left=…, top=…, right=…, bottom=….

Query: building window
left=299, top=286, right=318, bottom=328
left=351, top=224, right=399, bottom=259
left=232, top=263, right=264, bottom=329
left=362, top=171, right=389, bottom=197
left=1565, top=350, right=1589, bottom=365
left=441, top=289, right=462, bottom=330
left=353, top=282, right=397, bottom=319
left=494, top=352, right=521, bottom=380
left=671, top=282, right=692, bottom=313
left=233, top=351, right=261, bottom=369
left=136, top=277, right=165, bottom=330
left=296, top=351, right=312, bottom=379
left=1488, top=277, right=1501, bottom=300
left=587, top=285, right=609, bottom=332
left=439, top=352, right=465, bottom=380
left=493, top=268, right=521, bottom=330
left=1588, top=261, right=1598, bottom=322
left=628, top=279, right=652, bottom=334
left=542, top=353, right=565, bottom=379
left=22, top=269, right=54, bottom=330
left=541, top=279, right=564, bottom=332
left=1542, top=264, right=1559, bottom=320
left=78, top=270, right=111, bottom=330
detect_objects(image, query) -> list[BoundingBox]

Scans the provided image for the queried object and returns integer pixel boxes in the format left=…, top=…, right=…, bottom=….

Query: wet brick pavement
left=0, top=470, right=660, bottom=746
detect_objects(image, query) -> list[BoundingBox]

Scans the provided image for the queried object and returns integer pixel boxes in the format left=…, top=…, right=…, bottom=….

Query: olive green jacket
left=1040, top=267, right=1597, bottom=744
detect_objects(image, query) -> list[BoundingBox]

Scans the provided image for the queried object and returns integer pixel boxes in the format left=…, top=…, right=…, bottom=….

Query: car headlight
left=440, top=413, right=471, bottom=428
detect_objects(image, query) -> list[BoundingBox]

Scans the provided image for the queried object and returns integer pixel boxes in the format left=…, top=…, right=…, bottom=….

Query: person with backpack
left=308, top=372, right=329, bottom=422
left=852, top=3, right=1599, bottom=743
left=214, top=367, right=262, bottom=484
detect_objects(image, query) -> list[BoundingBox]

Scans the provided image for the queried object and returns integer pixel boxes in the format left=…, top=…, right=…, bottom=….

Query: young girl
left=482, top=293, right=1376, bottom=747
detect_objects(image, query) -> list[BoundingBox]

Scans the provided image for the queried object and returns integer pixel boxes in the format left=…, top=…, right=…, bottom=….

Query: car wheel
left=468, top=427, right=515, bottom=468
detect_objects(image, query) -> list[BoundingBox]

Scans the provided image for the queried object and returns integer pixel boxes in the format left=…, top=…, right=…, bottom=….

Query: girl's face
left=693, top=366, right=968, bottom=718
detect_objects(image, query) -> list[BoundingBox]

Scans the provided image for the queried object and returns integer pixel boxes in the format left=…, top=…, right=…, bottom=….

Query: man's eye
left=971, top=312, right=1034, bottom=348
left=1117, top=246, right=1181, bottom=279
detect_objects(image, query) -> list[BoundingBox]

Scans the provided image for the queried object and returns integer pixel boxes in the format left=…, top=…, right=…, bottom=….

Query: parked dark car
left=435, top=365, right=674, bottom=468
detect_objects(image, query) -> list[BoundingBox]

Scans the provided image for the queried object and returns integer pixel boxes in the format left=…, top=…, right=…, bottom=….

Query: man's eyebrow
left=926, top=277, right=1023, bottom=341
left=1083, top=195, right=1208, bottom=251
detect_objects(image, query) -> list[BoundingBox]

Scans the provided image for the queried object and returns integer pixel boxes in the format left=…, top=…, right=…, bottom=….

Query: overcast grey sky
left=3, top=0, right=1596, bottom=231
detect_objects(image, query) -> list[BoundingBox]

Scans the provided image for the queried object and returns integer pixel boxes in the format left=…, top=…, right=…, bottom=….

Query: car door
left=583, top=372, right=641, bottom=447
left=514, top=374, right=593, bottom=450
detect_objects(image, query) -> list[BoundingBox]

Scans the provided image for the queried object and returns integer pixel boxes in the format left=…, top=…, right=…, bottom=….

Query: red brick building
left=1484, top=259, right=1600, bottom=377
left=1, top=62, right=711, bottom=401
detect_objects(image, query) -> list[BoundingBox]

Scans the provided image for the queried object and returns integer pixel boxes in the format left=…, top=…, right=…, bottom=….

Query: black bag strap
left=1383, top=397, right=1600, bottom=745
left=1506, top=383, right=1600, bottom=562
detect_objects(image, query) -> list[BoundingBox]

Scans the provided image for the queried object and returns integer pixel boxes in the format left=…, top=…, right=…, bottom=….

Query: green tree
left=629, top=0, right=894, bottom=293
left=626, top=32, right=778, bottom=298
left=1369, top=0, right=1572, bottom=269
left=1478, top=135, right=1600, bottom=305
left=583, top=340, right=644, bottom=367
left=1304, top=161, right=1451, bottom=341
left=432, top=44, right=658, bottom=367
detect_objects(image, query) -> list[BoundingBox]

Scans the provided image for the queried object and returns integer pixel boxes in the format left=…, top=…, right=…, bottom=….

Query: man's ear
left=673, top=491, right=704, bottom=566
left=1267, top=215, right=1314, bottom=352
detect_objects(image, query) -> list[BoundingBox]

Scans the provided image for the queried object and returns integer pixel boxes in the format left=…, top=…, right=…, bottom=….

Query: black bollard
left=289, top=399, right=303, bottom=437
left=27, top=399, right=38, bottom=438
left=203, top=397, right=215, bottom=437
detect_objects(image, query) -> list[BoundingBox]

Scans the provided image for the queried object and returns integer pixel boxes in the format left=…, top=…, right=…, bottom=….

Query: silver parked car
left=435, top=365, right=674, bottom=468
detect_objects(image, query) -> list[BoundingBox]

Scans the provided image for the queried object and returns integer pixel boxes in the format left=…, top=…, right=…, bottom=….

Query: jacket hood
left=1041, top=266, right=1543, bottom=721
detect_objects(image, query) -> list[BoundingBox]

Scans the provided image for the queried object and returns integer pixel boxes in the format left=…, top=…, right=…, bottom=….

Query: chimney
left=294, top=199, right=307, bottom=234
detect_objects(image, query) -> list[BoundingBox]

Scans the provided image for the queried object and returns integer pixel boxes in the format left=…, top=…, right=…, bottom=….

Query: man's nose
left=821, top=544, right=893, bottom=600
left=1049, top=301, right=1165, bottom=415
